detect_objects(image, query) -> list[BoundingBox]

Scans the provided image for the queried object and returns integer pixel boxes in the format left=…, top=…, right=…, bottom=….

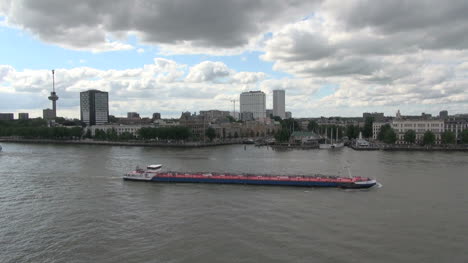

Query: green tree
left=272, top=116, right=282, bottom=122
left=119, top=132, right=135, bottom=141
left=383, top=129, right=397, bottom=144
left=307, top=120, right=319, bottom=132
left=226, top=116, right=236, bottom=122
left=423, top=130, right=436, bottom=145
left=461, top=129, right=468, bottom=144
left=378, top=124, right=397, bottom=144
left=346, top=125, right=360, bottom=139
left=205, top=127, right=216, bottom=141
left=441, top=131, right=456, bottom=144
left=362, top=117, right=374, bottom=138
left=85, top=129, right=92, bottom=138
left=281, top=118, right=301, bottom=132
left=275, top=129, right=291, bottom=142
left=404, top=129, right=416, bottom=144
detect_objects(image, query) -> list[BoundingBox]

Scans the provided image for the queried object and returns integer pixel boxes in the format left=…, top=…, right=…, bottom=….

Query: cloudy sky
left=1, top=0, right=468, bottom=119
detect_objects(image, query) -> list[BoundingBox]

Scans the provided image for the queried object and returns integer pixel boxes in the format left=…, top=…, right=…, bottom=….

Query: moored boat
left=123, top=165, right=377, bottom=189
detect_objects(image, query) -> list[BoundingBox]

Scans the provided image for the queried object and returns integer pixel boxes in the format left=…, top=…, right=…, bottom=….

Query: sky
left=1, top=0, right=468, bottom=119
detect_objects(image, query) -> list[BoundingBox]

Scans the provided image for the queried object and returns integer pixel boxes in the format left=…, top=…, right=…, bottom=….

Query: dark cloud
left=0, top=0, right=319, bottom=50
left=324, top=0, right=468, bottom=50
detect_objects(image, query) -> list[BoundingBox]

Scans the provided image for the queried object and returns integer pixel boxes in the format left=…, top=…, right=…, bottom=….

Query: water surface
left=0, top=143, right=467, bottom=262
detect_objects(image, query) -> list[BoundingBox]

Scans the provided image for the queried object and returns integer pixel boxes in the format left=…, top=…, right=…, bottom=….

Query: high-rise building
left=363, top=112, right=384, bottom=121
left=240, top=91, right=266, bottom=120
left=285, top=112, right=292, bottom=119
left=439, top=110, right=448, bottom=119
left=127, top=112, right=140, bottom=119
left=0, top=113, right=14, bottom=120
left=80, top=90, right=109, bottom=126
left=43, top=109, right=55, bottom=120
left=273, top=90, right=285, bottom=119
left=152, top=113, right=161, bottom=120
left=18, top=113, right=29, bottom=120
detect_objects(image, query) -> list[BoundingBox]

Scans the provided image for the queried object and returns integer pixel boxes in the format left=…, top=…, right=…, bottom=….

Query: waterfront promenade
left=350, top=143, right=468, bottom=151
left=0, top=137, right=242, bottom=148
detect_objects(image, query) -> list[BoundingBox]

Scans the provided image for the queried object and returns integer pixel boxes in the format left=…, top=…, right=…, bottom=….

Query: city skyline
left=1, top=1, right=468, bottom=119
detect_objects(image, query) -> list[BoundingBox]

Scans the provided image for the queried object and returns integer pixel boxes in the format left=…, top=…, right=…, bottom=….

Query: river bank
left=350, top=143, right=468, bottom=151
left=0, top=137, right=242, bottom=148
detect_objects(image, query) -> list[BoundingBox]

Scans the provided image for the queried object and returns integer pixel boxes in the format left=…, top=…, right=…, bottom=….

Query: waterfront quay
left=350, top=143, right=468, bottom=151
left=0, top=137, right=243, bottom=148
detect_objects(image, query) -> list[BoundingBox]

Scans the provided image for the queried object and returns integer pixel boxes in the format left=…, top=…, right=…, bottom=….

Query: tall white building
left=273, top=90, right=285, bottom=119
left=240, top=91, right=266, bottom=120
left=80, top=90, right=109, bottom=126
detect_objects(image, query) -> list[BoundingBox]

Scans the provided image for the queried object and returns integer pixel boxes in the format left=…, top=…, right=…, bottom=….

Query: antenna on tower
left=52, top=69, right=55, bottom=93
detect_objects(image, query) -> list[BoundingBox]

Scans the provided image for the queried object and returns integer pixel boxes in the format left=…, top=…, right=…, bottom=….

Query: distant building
left=199, top=110, right=230, bottom=122
left=266, top=109, right=273, bottom=118
left=127, top=112, right=140, bottom=119
left=89, top=124, right=151, bottom=137
left=273, top=90, right=285, bottom=119
left=290, top=131, right=320, bottom=146
left=240, top=91, right=266, bottom=120
left=240, top=112, right=254, bottom=121
left=392, top=118, right=444, bottom=144
left=80, top=90, right=109, bottom=126
left=374, top=110, right=444, bottom=144
left=18, top=113, right=29, bottom=120
left=43, top=109, right=55, bottom=120
left=152, top=113, right=161, bottom=120
left=0, top=113, right=14, bottom=120
left=153, top=119, right=179, bottom=127
left=421, top=112, right=432, bottom=119
left=372, top=121, right=391, bottom=140
left=439, top=110, right=448, bottom=119
left=444, top=116, right=468, bottom=142
left=179, top=112, right=206, bottom=139
left=285, top=112, right=292, bottom=119
left=363, top=112, right=384, bottom=121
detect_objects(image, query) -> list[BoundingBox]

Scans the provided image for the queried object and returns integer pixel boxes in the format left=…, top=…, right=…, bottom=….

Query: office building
left=439, top=110, right=448, bottom=119
left=273, top=90, right=285, bottom=119
left=80, top=90, right=109, bottom=126
left=240, top=91, right=266, bottom=120
left=200, top=110, right=230, bottom=122
left=127, top=112, right=140, bottom=119
left=285, top=112, right=292, bottom=119
left=152, top=113, right=161, bottom=120
left=0, top=113, right=14, bottom=120
left=240, top=112, right=254, bottom=121
left=18, top=113, right=29, bottom=120
left=43, top=109, right=55, bottom=120
left=363, top=112, right=385, bottom=121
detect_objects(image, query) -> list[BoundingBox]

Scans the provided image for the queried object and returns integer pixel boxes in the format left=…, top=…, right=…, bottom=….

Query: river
left=0, top=143, right=467, bottom=262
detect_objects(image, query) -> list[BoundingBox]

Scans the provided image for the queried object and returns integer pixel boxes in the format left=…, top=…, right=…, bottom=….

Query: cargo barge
left=123, top=165, right=377, bottom=189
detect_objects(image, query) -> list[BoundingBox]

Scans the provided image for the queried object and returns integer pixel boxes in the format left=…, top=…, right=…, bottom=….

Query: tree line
left=137, top=126, right=192, bottom=140
left=0, top=126, right=83, bottom=139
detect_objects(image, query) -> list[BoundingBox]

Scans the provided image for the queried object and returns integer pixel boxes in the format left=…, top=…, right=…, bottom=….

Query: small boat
left=123, top=165, right=377, bottom=189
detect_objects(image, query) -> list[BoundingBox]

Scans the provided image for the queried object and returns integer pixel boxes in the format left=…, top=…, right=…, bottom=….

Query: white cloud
left=0, top=59, right=272, bottom=118
left=185, top=61, right=233, bottom=83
